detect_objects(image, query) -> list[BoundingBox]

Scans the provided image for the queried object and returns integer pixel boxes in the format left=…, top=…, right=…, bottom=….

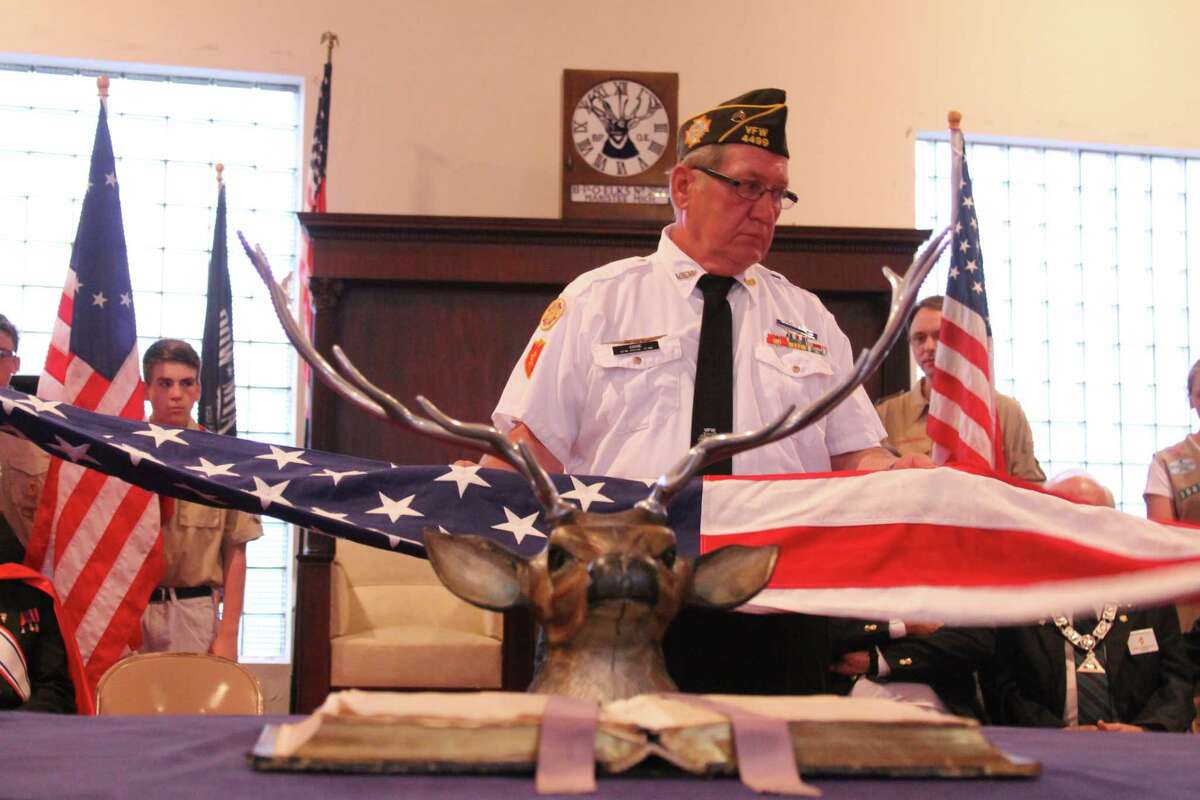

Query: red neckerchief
left=0, top=563, right=95, bottom=715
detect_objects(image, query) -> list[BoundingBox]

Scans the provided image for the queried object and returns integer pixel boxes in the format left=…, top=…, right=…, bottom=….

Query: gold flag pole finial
left=215, top=162, right=225, bottom=186
left=321, top=31, right=339, bottom=57
left=948, top=110, right=962, bottom=130
left=97, top=75, right=110, bottom=99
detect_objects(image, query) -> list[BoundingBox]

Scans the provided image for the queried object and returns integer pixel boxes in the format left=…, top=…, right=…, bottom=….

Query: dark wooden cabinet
left=290, top=213, right=930, bottom=712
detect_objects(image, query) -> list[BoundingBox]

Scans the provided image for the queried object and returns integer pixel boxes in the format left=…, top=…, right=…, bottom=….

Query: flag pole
left=215, top=161, right=224, bottom=186
left=948, top=110, right=963, bottom=233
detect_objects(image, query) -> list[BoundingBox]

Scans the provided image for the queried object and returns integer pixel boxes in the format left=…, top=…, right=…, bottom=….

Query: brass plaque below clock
left=562, top=69, right=679, bottom=222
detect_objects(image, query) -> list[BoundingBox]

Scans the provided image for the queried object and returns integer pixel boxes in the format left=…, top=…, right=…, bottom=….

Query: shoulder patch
left=539, top=298, right=565, bottom=331
left=524, top=339, right=546, bottom=378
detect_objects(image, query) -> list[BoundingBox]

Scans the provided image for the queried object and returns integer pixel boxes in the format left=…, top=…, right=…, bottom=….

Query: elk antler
left=238, top=232, right=575, bottom=523
left=638, top=225, right=953, bottom=519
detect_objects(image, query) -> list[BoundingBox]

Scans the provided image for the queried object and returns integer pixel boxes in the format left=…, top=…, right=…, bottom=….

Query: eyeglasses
left=0, top=349, right=14, bottom=360
left=697, top=167, right=798, bottom=209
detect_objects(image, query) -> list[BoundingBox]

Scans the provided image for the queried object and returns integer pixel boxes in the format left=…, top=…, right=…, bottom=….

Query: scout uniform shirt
left=874, top=380, right=1046, bottom=482
left=159, top=420, right=263, bottom=590
left=493, top=228, right=886, bottom=478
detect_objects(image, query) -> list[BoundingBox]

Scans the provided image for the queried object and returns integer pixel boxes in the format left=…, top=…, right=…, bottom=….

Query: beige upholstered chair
left=329, top=539, right=503, bottom=690
left=96, top=652, right=264, bottom=715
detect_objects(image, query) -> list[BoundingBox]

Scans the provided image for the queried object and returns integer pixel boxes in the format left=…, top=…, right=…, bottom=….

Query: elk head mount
left=239, top=228, right=949, bottom=703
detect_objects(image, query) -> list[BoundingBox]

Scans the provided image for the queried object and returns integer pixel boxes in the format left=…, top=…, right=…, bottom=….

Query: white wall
left=7, top=0, right=1199, bottom=228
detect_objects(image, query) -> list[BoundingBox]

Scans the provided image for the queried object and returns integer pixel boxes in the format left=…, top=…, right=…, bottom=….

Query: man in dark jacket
left=981, top=472, right=1195, bottom=732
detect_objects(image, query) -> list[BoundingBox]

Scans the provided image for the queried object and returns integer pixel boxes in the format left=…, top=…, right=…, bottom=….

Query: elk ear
left=422, top=527, right=528, bottom=611
left=687, top=544, right=779, bottom=610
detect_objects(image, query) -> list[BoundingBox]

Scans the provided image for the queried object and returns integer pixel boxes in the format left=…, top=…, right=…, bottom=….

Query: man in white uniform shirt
left=490, top=89, right=929, bottom=695
left=492, top=89, right=921, bottom=478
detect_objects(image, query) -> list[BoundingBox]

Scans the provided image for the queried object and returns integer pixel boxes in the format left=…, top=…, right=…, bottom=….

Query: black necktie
left=1072, top=613, right=1113, bottom=726
left=690, top=274, right=736, bottom=475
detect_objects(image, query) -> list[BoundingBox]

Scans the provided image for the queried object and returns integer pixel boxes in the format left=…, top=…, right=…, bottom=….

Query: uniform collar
left=656, top=226, right=762, bottom=304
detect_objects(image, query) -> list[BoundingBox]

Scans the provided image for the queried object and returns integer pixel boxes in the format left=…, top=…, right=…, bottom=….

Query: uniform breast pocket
left=589, top=337, right=684, bottom=434
left=177, top=502, right=222, bottom=531
left=754, top=343, right=835, bottom=419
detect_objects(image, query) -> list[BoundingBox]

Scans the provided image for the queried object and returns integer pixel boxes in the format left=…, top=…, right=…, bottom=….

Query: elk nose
left=587, top=556, right=658, bottom=606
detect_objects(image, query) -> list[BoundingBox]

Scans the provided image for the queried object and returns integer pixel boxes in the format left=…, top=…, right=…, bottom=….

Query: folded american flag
left=4, top=386, right=1200, bottom=625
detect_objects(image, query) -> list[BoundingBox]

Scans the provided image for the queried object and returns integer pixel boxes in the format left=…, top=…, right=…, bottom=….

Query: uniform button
left=864, top=624, right=878, bottom=632
left=792, top=365, right=801, bottom=374
left=899, top=657, right=913, bottom=666
left=746, top=277, right=757, bottom=287
left=633, top=356, right=642, bottom=365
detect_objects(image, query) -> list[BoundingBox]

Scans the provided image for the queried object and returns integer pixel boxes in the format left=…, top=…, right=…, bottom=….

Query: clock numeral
left=575, top=139, right=593, bottom=156
left=572, top=121, right=588, bottom=134
left=616, top=160, right=628, bottom=176
left=637, top=157, right=650, bottom=172
left=614, top=80, right=628, bottom=96
left=647, top=140, right=665, bottom=155
left=592, top=154, right=608, bottom=172
left=654, top=123, right=669, bottom=133
left=587, top=87, right=608, bottom=103
left=646, top=95, right=662, bottom=112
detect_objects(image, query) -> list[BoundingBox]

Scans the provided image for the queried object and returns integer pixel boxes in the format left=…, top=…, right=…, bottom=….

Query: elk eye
left=547, top=545, right=573, bottom=573
left=658, top=546, right=676, bottom=569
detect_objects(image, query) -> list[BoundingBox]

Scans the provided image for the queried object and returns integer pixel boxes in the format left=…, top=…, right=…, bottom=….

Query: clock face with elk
left=561, top=69, right=679, bottom=222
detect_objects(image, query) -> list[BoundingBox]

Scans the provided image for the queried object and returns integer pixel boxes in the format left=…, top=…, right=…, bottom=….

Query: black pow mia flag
left=199, top=180, right=236, bottom=436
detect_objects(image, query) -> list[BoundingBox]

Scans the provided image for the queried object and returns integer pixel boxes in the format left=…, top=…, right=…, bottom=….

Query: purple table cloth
left=3, top=712, right=1197, bottom=799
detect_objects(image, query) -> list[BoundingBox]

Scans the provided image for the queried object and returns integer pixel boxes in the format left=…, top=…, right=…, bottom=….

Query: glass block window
left=916, top=136, right=1200, bottom=512
left=0, top=62, right=301, bottom=662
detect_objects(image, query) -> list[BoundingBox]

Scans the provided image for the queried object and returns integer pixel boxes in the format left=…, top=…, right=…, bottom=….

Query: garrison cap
left=677, top=88, right=789, bottom=161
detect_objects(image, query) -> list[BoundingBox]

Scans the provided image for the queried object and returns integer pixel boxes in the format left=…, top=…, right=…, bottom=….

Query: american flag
left=927, top=120, right=1006, bottom=473
left=295, top=34, right=335, bottom=438
left=23, top=91, right=164, bottom=688
left=200, top=174, right=236, bottom=435
left=5, top=386, right=1200, bottom=625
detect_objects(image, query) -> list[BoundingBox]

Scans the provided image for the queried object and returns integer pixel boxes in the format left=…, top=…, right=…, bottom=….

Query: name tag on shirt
left=610, top=337, right=662, bottom=357
left=1127, top=628, right=1159, bottom=655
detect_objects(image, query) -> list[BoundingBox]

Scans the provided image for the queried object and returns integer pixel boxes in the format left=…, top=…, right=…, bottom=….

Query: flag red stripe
left=50, top=468, right=110, bottom=570
left=44, top=345, right=71, bottom=385
left=704, top=521, right=1200, bottom=589
left=57, top=291, right=74, bottom=326
left=73, top=371, right=112, bottom=413
left=61, top=486, right=155, bottom=622
left=119, top=383, right=145, bottom=418
left=930, top=367, right=994, bottom=444
left=938, top=317, right=991, bottom=375
left=926, top=415, right=992, bottom=472
left=84, top=535, right=163, bottom=688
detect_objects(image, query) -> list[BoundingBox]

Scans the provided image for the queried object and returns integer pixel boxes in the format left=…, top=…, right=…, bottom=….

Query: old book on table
left=250, top=690, right=1038, bottom=781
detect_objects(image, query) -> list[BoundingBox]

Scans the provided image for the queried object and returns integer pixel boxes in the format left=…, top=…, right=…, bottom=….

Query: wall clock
left=561, top=69, right=679, bottom=221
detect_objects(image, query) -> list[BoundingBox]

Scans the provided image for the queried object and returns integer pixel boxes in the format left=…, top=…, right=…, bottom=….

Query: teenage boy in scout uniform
left=139, top=339, right=261, bottom=661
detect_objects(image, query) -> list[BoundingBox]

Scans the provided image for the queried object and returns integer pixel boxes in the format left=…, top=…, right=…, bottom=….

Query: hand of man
left=1064, top=724, right=1099, bottom=732
left=890, top=452, right=935, bottom=469
left=1096, top=720, right=1145, bottom=733
left=831, top=651, right=871, bottom=676
left=209, top=630, right=238, bottom=661
left=903, top=622, right=943, bottom=638
left=452, top=459, right=478, bottom=468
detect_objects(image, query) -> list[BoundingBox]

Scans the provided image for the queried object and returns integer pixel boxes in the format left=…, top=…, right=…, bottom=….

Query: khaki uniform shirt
left=0, top=434, right=49, bottom=547
left=875, top=379, right=1045, bottom=482
left=160, top=420, right=263, bottom=588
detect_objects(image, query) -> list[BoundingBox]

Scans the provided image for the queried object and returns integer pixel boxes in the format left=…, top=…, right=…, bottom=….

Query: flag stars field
left=435, top=463, right=491, bottom=497
left=492, top=507, right=545, bottom=545
left=256, top=444, right=311, bottom=469
left=366, top=492, right=423, bottom=523
left=132, top=422, right=189, bottom=448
